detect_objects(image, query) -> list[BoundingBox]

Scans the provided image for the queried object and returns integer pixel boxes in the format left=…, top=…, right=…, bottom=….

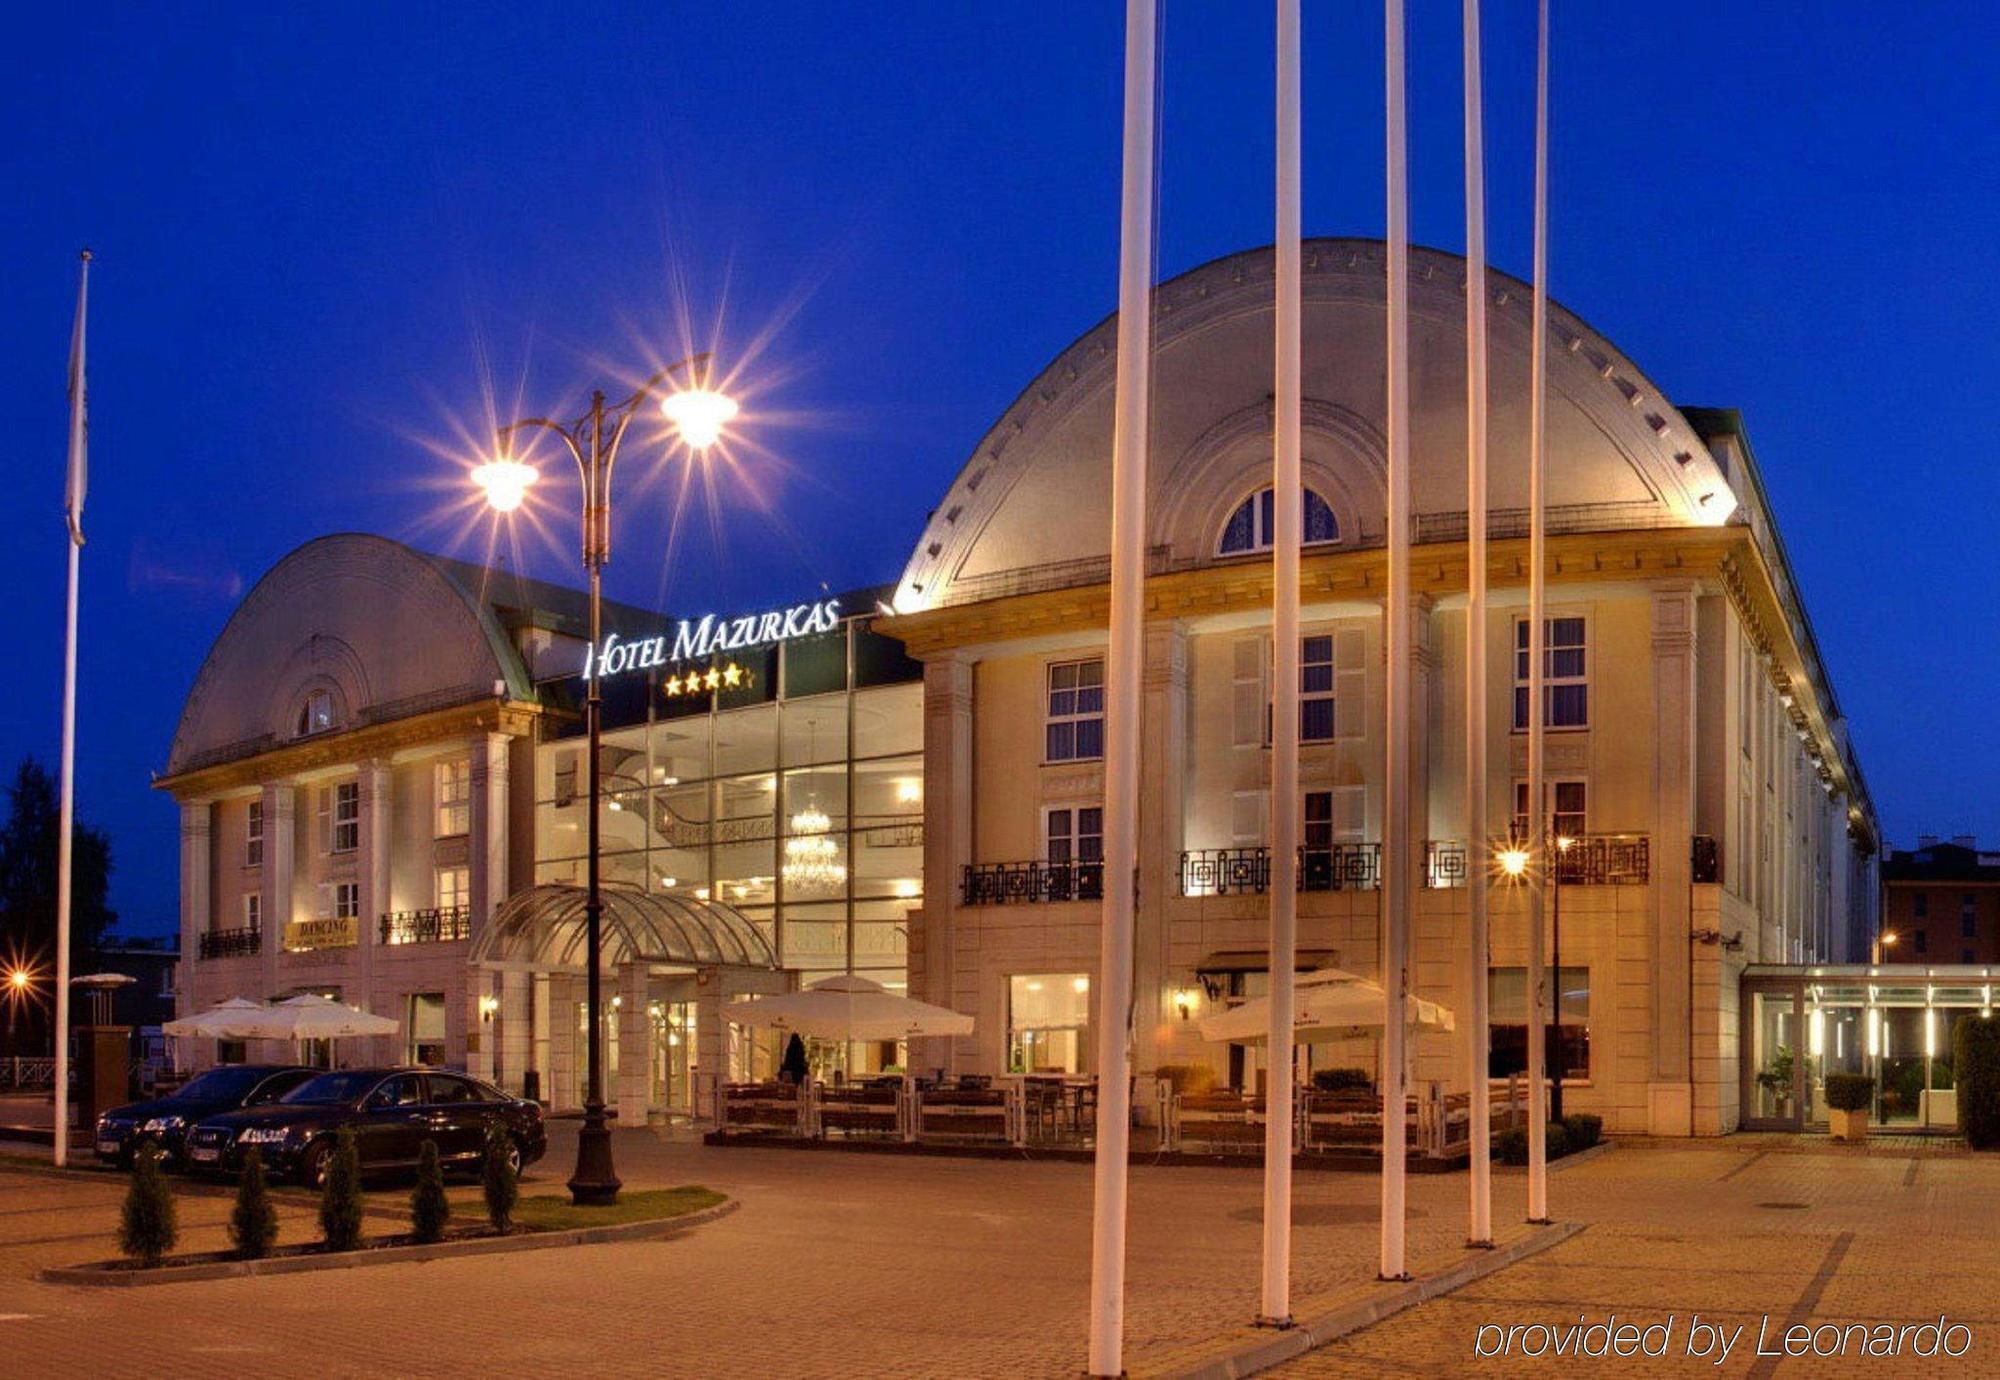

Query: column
left=1650, top=583, right=1698, bottom=1135
left=617, top=962, right=648, bottom=1127
left=176, top=801, right=212, bottom=1063
left=918, top=653, right=975, bottom=1076
left=500, top=968, right=531, bottom=1096
left=468, top=968, right=497, bottom=1083
left=259, top=782, right=295, bottom=1004
left=531, top=972, right=552, bottom=1104
left=548, top=975, right=576, bottom=1112
left=469, top=733, right=512, bottom=933
left=1133, top=620, right=1188, bottom=1083
left=357, top=759, right=392, bottom=1055
left=694, top=967, right=727, bottom=1125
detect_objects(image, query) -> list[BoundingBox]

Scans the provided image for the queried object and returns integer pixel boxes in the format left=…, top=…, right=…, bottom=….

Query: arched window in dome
left=1218, top=487, right=1338, bottom=555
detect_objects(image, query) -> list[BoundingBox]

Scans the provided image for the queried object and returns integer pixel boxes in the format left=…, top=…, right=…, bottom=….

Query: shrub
left=118, top=1145, right=177, bottom=1266
left=1155, top=1063, right=1215, bottom=1097
left=229, top=1147, right=279, bottom=1259
left=318, top=1127, right=365, bottom=1251
left=1823, top=1073, right=1873, bottom=1113
left=1955, top=1015, right=2000, bottom=1148
left=1543, top=1120, right=1571, bottom=1161
left=410, top=1140, right=450, bottom=1244
left=1310, top=1067, right=1373, bottom=1094
left=1494, top=1122, right=1570, bottom=1164
left=1562, top=1112, right=1603, bottom=1150
left=482, top=1123, right=519, bottom=1233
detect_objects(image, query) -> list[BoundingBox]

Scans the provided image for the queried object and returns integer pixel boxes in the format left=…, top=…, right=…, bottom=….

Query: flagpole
left=1525, top=0, right=1554, bottom=1227
left=1462, top=0, right=1496, bottom=1248
left=1087, top=0, right=1156, bottom=1372
left=1261, top=0, right=1302, bottom=1328
left=1381, top=0, right=1412, bottom=1284
left=54, top=248, right=91, bottom=1169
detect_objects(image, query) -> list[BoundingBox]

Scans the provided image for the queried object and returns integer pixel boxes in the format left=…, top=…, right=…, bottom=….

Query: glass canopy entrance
left=1741, top=965, right=1997, bottom=1134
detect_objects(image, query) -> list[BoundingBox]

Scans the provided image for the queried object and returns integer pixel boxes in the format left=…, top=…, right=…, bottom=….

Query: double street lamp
left=474, top=353, right=737, bottom=1206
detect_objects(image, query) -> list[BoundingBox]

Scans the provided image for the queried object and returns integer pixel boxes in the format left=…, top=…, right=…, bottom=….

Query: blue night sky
left=2, top=3, right=1992, bottom=935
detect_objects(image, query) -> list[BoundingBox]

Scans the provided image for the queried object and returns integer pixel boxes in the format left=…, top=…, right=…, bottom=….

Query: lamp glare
left=660, top=388, right=739, bottom=451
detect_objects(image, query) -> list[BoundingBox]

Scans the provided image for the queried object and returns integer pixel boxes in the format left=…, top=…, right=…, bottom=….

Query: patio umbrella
left=260, top=994, right=400, bottom=1041
left=726, top=974, right=973, bottom=1041
left=1199, top=969, right=1455, bottom=1045
left=161, top=996, right=265, bottom=1038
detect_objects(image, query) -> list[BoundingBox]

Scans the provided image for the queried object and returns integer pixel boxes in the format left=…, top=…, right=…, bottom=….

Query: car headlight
left=237, top=1126, right=294, bottom=1145
left=141, top=1115, right=186, bottom=1134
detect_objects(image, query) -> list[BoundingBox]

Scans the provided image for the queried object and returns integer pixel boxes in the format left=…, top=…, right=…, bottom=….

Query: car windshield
left=172, top=1068, right=269, bottom=1103
left=280, top=1071, right=382, bottom=1105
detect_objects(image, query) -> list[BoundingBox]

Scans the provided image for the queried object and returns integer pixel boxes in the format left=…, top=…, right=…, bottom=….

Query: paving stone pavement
left=1, top=1132, right=1993, bottom=1378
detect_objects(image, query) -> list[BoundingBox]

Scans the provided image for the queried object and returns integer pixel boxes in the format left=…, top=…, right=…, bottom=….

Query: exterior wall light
left=1172, top=988, right=1198, bottom=1021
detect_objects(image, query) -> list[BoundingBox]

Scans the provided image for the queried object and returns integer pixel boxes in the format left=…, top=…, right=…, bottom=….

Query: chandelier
left=783, top=803, right=847, bottom=892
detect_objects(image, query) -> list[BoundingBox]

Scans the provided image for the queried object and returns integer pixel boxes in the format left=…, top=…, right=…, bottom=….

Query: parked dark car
left=184, top=1067, right=546, bottom=1186
left=94, top=1064, right=316, bottom=1168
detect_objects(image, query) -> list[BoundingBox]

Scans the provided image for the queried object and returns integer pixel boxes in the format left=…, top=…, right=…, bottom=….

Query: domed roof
left=895, top=238, right=1736, bottom=613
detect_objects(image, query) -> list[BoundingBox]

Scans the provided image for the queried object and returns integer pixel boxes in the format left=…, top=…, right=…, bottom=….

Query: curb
left=1162, top=1220, right=1586, bottom=1380
left=1492, top=1139, right=1616, bottom=1174
left=40, top=1198, right=738, bottom=1287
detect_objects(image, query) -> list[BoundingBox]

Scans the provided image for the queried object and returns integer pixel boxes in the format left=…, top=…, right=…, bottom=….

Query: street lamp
left=1550, top=834, right=1574, bottom=1121
left=1874, top=929, right=1900, bottom=966
left=475, top=352, right=735, bottom=1206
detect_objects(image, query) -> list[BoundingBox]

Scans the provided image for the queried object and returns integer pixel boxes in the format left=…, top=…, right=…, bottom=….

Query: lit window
left=434, top=758, right=471, bottom=838
left=1218, top=487, right=1339, bottom=555
left=1513, top=616, right=1588, bottom=730
left=435, top=865, right=470, bottom=913
left=1008, top=973, right=1090, bottom=1074
left=295, top=690, right=334, bottom=738
left=245, top=800, right=263, bottom=868
left=1045, top=659, right=1105, bottom=763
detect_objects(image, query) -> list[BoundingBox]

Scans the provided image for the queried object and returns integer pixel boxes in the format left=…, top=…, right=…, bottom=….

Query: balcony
left=197, top=926, right=261, bottom=960
left=378, top=905, right=471, bottom=945
left=961, top=860, right=1103, bottom=906
left=1550, top=833, right=1650, bottom=885
left=1179, top=842, right=1471, bottom=896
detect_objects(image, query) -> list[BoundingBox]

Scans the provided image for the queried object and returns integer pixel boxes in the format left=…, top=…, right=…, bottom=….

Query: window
left=1513, top=780, right=1587, bottom=842
left=368, top=1073, right=425, bottom=1107
left=243, top=893, right=262, bottom=933
left=245, top=800, right=263, bottom=868
left=1045, top=807, right=1104, bottom=869
left=330, top=782, right=359, bottom=853
left=1914, top=931, right=1929, bottom=955
left=405, top=994, right=448, bottom=1067
left=1300, top=635, right=1335, bottom=742
left=1965, top=913, right=1979, bottom=940
left=1303, top=791, right=1333, bottom=855
left=1915, top=893, right=1929, bottom=918
left=1513, top=616, right=1588, bottom=730
left=1489, top=966, right=1590, bottom=1080
left=1218, top=487, right=1339, bottom=555
left=1008, top=973, right=1090, bottom=1074
left=434, top=758, right=471, bottom=837
left=425, top=1073, right=479, bottom=1104
left=435, top=865, right=470, bottom=913
left=295, top=690, right=334, bottom=738
left=334, top=882, right=360, bottom=920
left=1045, top=659, right=1105, bottom=762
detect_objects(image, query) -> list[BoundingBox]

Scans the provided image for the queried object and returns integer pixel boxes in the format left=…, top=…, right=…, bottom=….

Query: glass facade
left=531, top=605, right=924, bottom=1005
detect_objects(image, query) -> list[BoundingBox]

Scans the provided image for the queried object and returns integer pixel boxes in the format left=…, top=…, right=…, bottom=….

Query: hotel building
left=164, top=239, right=1877, bottom=1136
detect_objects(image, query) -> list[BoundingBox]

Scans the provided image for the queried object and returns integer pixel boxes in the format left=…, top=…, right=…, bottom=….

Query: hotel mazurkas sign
left=582, top=598, right=842, bottom=681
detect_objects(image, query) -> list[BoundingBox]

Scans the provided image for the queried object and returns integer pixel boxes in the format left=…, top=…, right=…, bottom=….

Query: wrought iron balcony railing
left=1180, top=845, right=1385, bottom=896
left=379, top=905, right=472, bottom=945
left=961, top=860, right=1103, bottom=906
left=198, top=926, right=261, bottom=960
left=1550, top=833, right=1650, bottom=885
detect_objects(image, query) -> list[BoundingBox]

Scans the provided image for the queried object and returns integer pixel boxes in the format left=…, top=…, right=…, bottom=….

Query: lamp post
left=1550, top=834, right=1572, bottom=1121
left=1873, top=930, right=1899, bottom=966
left=475, top=353, right=737, bottom=1206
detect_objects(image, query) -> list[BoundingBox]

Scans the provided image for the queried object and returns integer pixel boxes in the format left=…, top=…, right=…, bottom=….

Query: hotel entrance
left=1742, top=965, right=1996, bottom=1135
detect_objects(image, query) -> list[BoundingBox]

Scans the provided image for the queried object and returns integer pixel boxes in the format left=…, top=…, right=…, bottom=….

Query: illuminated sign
left=283, top=916, right=358, bottom=952
left=582, top=598, right=841, bottom=680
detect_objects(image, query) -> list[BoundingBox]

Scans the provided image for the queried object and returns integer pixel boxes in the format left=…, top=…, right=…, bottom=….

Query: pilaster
left=500, top=968, right=531, bottom=1096
left=918, top=653, right=975, bottom=1075
left=1649, top=583, right=1698, bottom=1133
left=469, top=733, right=511, bottom=933
left=259, top=782, right=296, bottom=1003
left=618, top=962, right=648, bottom=1126
left=177, top=801, right=213, bottom=1030
left=358, top=759, right=392, bottom=1041
left=1133, top=620, right=1188, bottom=1077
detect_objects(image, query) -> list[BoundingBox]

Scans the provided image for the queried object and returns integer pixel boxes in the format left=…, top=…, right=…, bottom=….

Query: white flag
left=65, top=251, right=90, bottom=547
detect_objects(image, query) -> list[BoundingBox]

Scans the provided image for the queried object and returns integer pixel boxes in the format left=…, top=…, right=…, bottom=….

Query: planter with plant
left=1755, top=1045, right=1796, bottom=1117
left=1824, top=1072, right=1873, bottom=1142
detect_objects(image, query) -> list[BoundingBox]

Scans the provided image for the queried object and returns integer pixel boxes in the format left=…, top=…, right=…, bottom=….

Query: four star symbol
left=661, top=663, right=750, bottom=698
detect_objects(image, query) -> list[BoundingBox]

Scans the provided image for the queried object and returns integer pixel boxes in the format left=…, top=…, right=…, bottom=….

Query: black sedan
left=94, top=1064, right=316, bottom=1168
left=184, top=1067, right=546, bottom=1186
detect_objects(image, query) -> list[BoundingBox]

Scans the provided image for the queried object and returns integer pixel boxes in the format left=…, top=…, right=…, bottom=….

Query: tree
left=318, top=1127, right=365, bottom=1251
left=410, top=1140, right=449, bottom=1243
left=482, top=1123, right=518, bottom=1233
left=0, top=759, right=118, bottom=1049
left=118, top=1145, right=177, bottom=1266
left=230, top=1147, right=279, bottom=1259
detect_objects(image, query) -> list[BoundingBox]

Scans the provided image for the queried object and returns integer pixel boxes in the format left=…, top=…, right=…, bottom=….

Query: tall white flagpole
left=55, top=248, right=91, bottom=1169
left=1261, top=0, right=1302, bottom=1327
left=1525, top=0, right=1553, bottom=1227
left=1088, top=0, right=1156, bottom=1372
left=1381, top=0, right=1412, bottom=1284
left=1462, top=0, right=1496, bottom=1247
